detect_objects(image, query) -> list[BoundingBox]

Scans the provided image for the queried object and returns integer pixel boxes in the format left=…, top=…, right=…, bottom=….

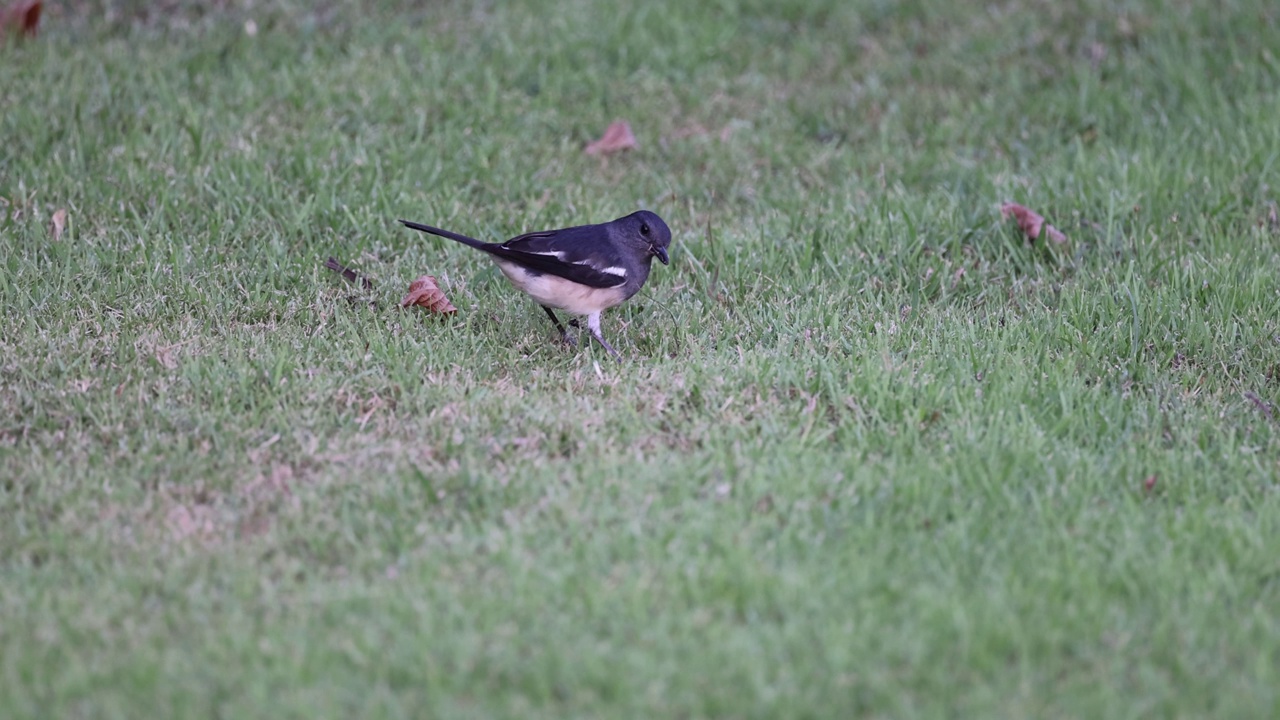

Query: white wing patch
left=598, top=266, right=628, bottom=278
left=523, top=249, right=566, bottom=260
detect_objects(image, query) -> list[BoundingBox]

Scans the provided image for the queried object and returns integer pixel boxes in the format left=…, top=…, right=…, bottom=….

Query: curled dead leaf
left=401, top=275, right=457, bottom=315
left=585, top=120, right=638, bottom=156
left=1, top=0, right=41, bottom=38
left=49, top=207, right=66, bottom=240
left=1001, top=202, right=1069, bottom=245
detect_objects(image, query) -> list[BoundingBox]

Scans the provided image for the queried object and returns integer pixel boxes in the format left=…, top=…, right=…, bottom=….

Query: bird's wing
left=488, top=226, right=630, bottom=289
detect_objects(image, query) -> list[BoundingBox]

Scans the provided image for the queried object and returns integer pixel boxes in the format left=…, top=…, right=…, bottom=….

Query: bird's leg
left=586, top=312, right=622, bottom=362
left=541, top=305, right=575, bottom=346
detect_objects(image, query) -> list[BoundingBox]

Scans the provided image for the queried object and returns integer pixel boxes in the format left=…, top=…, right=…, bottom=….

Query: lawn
left=2, top=0, right=1279, bottom=717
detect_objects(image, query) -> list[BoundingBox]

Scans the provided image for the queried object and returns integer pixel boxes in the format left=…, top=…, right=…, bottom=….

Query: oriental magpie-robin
left=399, top=210, right=671, bottom=361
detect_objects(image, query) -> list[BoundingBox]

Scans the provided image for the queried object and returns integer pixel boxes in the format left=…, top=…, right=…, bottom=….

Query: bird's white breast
left=493, top=260, right=629, bottom=316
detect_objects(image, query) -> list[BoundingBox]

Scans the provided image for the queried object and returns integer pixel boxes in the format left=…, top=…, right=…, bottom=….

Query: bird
left=399, top=210, right=671, bottom=361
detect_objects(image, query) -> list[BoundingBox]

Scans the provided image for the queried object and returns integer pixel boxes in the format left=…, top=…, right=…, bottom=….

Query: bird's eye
left=640, top=223, right=650, bottom=236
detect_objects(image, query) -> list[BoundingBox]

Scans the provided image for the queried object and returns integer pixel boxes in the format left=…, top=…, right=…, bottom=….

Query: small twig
left=1244, top=391, right=1275, bottom=423
left=324, top=257, right=374, bottom=289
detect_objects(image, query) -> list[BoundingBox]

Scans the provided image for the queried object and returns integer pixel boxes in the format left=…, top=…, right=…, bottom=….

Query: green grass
left=3, top=0, right=1280, bottom=716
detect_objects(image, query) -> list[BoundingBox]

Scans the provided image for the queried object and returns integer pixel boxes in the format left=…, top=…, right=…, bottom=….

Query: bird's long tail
left=399, top=220, right=490, bottom=251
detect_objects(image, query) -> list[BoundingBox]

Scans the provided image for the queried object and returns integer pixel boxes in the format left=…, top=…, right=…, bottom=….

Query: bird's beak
left=652, top=246, right=669, bottom=265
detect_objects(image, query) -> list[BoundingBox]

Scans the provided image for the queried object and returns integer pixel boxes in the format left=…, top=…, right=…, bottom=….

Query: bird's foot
left=590, top=331, right=623, bottom=363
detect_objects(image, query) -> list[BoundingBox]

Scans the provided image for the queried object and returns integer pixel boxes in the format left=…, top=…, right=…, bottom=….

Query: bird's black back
left=400, top=218, right=641, bottom=289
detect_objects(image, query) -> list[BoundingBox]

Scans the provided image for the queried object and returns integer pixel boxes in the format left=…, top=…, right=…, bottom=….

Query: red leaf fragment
left=1, top=1, right=41, bottom=37
left=1001, top=202, right=1069, bottom=245
left=585, top=120, right=638, bottom=156
left=401, top=275, right=457, bottom=315
left=1143, top=474, right=1157, bottom=492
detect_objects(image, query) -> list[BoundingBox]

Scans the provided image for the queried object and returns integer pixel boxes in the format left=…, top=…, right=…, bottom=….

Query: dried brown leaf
left=1001, top=202, right=1069, bottom=245
left=585, top=120, right=638, bottom=156
left=401, top=275, right=457, bottom=315
left=49, top=207, right=66, bottom=241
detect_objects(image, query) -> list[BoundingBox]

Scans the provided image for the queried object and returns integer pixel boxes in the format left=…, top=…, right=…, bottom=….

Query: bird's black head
left=617, top=210, right=672, bottom=266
